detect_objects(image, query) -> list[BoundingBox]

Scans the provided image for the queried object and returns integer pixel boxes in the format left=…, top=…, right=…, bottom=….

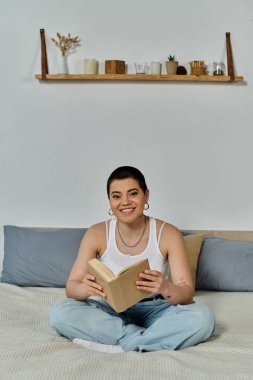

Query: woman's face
left=109, top=178, right=149, bottom=223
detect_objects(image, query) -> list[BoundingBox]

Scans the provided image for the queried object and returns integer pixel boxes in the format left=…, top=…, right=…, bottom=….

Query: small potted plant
left=51, top=33, right=80, bottom=74
left=166, top=55, right=178, bottom=75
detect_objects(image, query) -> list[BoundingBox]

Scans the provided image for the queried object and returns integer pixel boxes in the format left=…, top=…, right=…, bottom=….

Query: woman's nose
left=121, top=195, right=131, bottom=205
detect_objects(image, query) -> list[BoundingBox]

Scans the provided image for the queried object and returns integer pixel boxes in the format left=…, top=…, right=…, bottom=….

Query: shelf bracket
left=226, top=32, right=235, bottom=81
left=40, top=29, right=48, bottom=79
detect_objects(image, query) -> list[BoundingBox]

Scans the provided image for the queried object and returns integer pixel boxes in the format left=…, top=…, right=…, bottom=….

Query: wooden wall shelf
left=35, top=74, right=243, bottom=82
left=37, top=31, right=243, bottom=83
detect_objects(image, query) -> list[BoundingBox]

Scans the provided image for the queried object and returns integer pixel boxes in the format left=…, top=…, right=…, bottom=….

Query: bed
left=1, top=226, right=253, bottom=380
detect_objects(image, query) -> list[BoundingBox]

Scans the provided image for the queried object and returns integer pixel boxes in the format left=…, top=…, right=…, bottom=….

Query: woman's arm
left=136, top=224, right=193, bottom=305
left=66, top=224, right=106, bottom=300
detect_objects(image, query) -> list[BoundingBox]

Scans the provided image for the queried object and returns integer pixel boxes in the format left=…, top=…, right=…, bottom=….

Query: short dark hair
left=107, top=166, right=148, bottom=198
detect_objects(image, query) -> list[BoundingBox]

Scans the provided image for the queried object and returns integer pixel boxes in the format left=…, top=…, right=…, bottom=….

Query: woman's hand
left=66, top=272, right=105, bottom=300
left=81, top=273, right=106, bottom=298
left=136, top=269, right=170, bottom=296
left=136, top=269, right=193, bottom=305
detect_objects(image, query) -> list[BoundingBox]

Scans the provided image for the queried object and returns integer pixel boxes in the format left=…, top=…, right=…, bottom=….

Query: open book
left=88, top=258, right=150, bottom=312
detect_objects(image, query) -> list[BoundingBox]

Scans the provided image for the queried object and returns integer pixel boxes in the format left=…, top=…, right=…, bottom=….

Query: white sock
left=73, top=338, right=124, bottom=354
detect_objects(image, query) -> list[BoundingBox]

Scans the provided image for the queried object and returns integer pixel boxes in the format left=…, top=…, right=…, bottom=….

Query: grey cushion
left=196, top=237, right=253, bottom=291
left=1, top=226, right=87, bottom=287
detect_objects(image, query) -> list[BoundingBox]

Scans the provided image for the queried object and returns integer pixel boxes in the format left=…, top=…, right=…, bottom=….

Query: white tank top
left=100, top=217, right=168, bottom=276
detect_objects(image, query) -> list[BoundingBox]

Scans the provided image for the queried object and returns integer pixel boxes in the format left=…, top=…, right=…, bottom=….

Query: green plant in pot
left=166, top=55, right=178, bottom=75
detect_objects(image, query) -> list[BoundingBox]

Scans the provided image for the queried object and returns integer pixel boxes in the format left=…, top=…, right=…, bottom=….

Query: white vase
left=58, top=55, right=69, bottom=74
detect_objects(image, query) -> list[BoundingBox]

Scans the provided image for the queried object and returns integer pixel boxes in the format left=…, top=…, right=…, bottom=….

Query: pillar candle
left=150, top=61, right=161, bottom=75
left=84, top=58, right=98, bottom=74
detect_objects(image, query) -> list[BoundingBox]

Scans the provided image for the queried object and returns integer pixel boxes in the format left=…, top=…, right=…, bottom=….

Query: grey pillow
left=1, top=226, right=87, bottom=287
left=196, top=237, right=253, bottom=291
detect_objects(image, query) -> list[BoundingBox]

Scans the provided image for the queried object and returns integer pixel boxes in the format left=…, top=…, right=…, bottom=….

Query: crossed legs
left=50, top=298, right=215, bottom=352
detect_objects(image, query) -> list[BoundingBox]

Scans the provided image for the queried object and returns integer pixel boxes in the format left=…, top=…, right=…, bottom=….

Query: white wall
left=1, top=0, right=253, bottom=268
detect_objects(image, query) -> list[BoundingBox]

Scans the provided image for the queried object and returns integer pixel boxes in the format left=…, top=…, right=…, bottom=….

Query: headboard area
left=184, top=230, right=253, bottom=242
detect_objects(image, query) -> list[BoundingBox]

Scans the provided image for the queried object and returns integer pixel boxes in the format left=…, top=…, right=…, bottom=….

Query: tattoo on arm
left=176, top=281, right=193, bottom=289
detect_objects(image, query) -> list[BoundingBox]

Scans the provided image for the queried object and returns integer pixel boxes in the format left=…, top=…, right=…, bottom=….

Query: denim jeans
left=50, top=297, right=215, bottom=352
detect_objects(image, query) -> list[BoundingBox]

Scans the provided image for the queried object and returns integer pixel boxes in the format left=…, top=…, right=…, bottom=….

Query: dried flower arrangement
left=51, top=33, right=80, bottom=56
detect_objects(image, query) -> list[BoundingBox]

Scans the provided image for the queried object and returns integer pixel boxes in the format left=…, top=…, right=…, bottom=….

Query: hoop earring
left=108, top=209, right=114, bottom=216
left=144, top=203, right=149, bottom=210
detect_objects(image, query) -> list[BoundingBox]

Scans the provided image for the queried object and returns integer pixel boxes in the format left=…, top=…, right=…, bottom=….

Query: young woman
left=50, top=166, right=215, bottom=353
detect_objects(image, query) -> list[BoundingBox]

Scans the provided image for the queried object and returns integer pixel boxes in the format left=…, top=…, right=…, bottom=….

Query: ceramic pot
left=165, top=61, right=178, bottom=75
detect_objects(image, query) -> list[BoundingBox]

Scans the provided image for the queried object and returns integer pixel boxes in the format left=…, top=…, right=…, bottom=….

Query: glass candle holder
left=135, top=62, right=148, bottom=74
left=213, top=62, right=225, bottom=76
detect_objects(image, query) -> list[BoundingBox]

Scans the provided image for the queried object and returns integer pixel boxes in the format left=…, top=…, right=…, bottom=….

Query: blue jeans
left=50, top=297, right=215, bottom=352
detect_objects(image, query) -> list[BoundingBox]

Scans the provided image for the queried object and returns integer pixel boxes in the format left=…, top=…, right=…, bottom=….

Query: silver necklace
left=117, top=216, right=147, bottom=249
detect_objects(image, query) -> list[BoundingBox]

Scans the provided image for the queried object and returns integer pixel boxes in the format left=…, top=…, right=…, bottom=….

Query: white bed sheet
left=0, top=283, right=252, bottom=380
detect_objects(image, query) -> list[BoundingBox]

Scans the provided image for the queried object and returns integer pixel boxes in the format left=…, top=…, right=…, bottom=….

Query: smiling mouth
left=120, top=208, right=135, bottom=214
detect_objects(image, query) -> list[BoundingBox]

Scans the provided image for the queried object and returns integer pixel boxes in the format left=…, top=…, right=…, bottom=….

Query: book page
left=88, top=259, right=115, bottom=282
left=118, top=259, right=149, bottom=276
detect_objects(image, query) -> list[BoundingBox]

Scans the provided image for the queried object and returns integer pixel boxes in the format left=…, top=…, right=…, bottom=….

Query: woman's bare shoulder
left=88, top=221, right=107, bottom=230
left=79, top=222, right=106, bottom=242
left=155, top=218, right=182, bottom=240
left=85, top=220, right=108, bottom=237
left=79, top=221, right=108, bottom=252
left=155, top=218, right=180, bottom=232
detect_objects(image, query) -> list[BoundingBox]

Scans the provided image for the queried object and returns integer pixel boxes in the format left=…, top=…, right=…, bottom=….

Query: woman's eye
left=112, top=195, right=120, bottom=199
left=130, top=192, right=138, bottom=197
